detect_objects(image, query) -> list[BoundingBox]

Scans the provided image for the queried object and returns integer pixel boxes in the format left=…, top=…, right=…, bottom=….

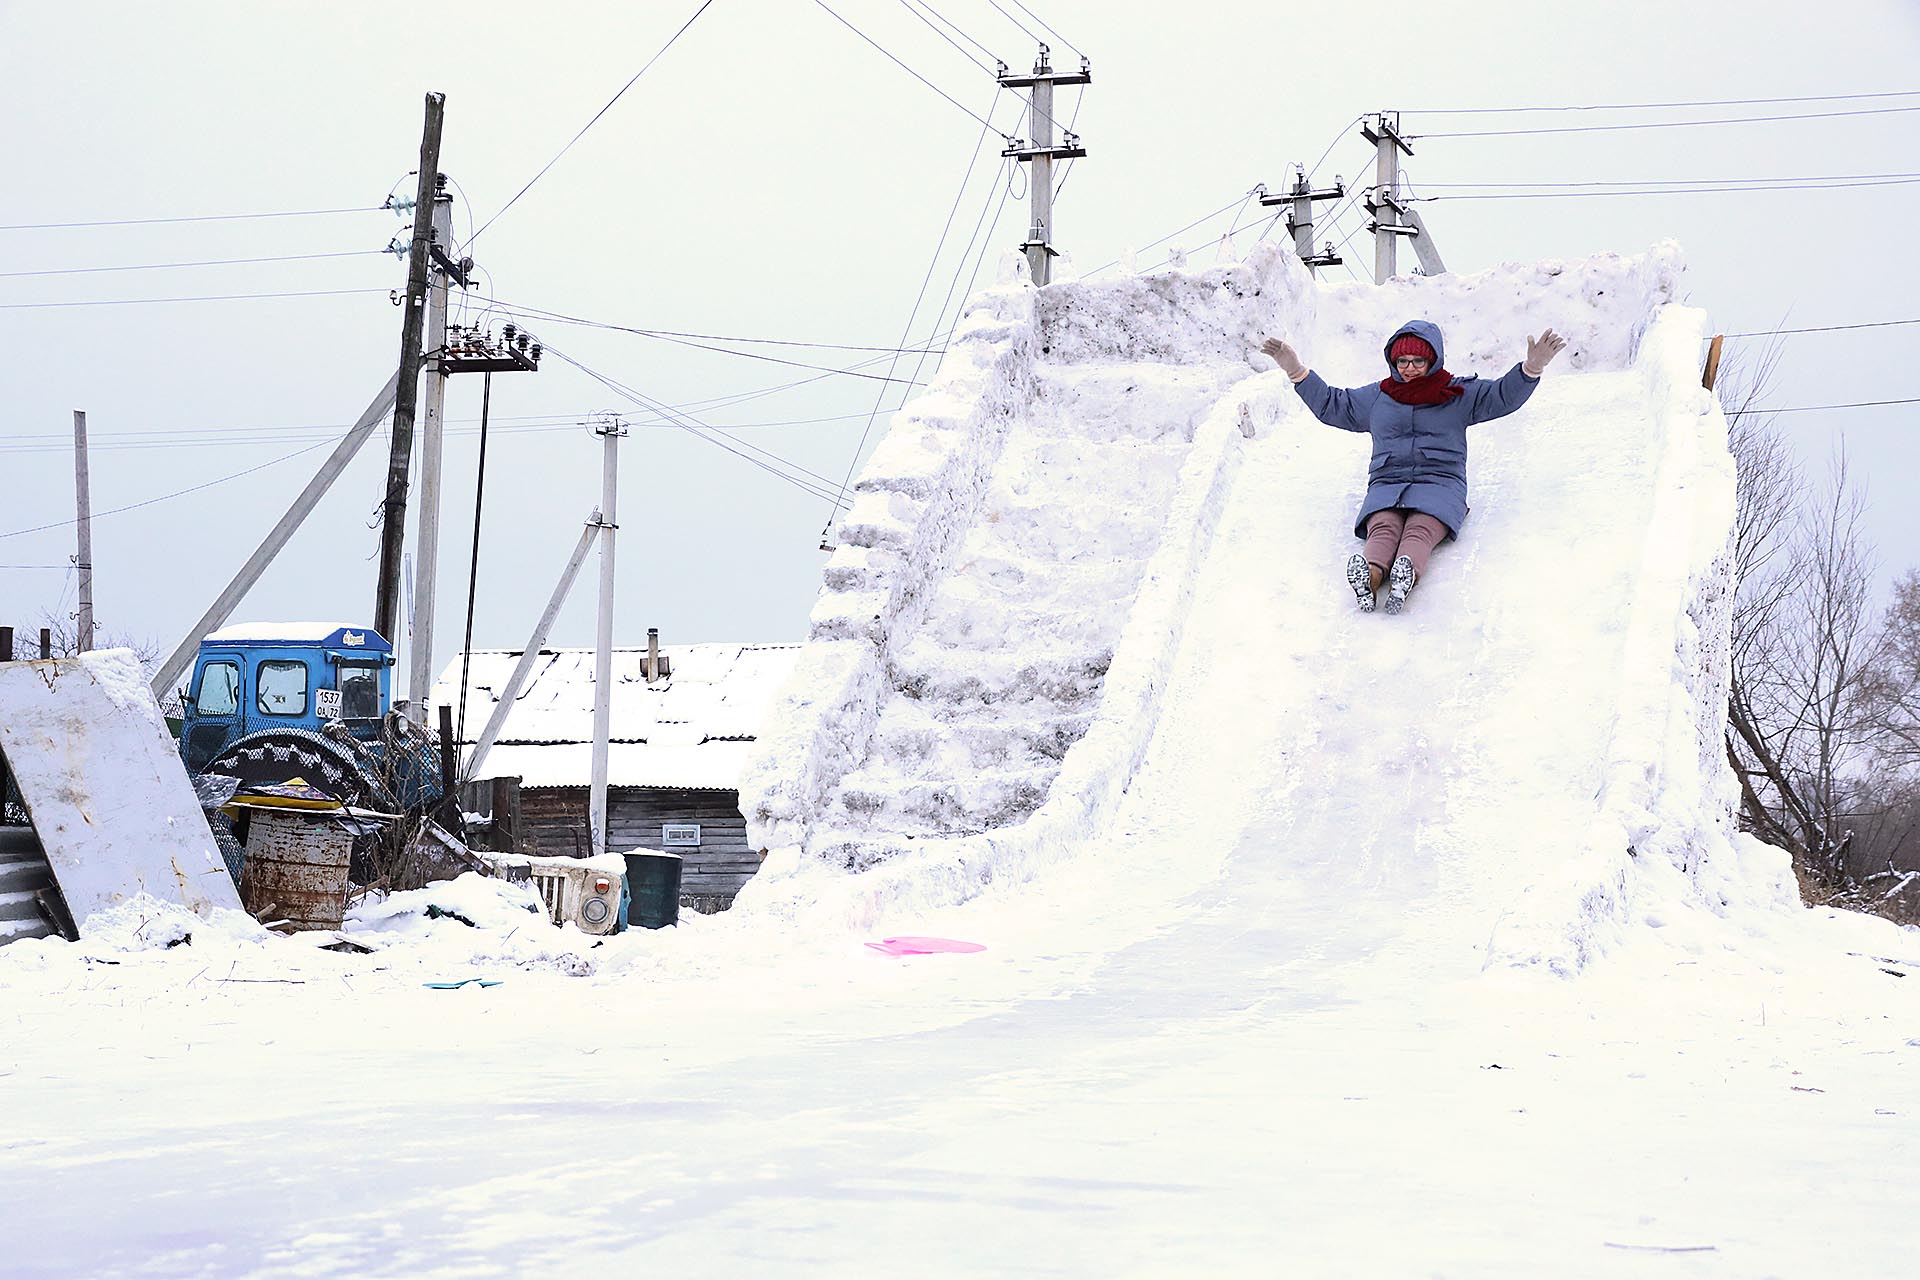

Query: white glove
left=1259, top=337, right=1308, bottom=382
left=1524, top=329, right=1566, bottom=377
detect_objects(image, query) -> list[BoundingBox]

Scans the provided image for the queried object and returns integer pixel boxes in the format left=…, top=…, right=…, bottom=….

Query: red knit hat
left=1389, top=334, right=1435, bottom=363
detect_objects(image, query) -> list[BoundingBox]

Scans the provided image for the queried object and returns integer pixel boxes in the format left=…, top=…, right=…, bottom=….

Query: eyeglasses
left=1393, top=356, right=1430, bottom=367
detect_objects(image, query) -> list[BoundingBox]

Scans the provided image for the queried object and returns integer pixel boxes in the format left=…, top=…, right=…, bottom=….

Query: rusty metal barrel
left=239, top=811, right=351, bottom=930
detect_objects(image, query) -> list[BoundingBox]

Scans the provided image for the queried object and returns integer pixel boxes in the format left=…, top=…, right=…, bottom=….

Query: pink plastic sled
left=864, top=935, right=986, bottom=957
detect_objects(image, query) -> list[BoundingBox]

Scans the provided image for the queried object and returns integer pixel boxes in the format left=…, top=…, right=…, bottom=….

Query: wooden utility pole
left=1362, top=112, right=1446, bottom=282
left=1258, top=167, right=1345, bottom=275
left=71, top=410, right=94, bottom=652
left=374, top=91, right=446, bottom=643
left=1000, top=47, right=1089, bottom=286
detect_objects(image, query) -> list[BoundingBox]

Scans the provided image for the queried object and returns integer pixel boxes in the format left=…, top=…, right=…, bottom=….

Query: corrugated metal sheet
left=475, top=740, right=762, bottom=790
left=429, top=642, right=800, bottom=790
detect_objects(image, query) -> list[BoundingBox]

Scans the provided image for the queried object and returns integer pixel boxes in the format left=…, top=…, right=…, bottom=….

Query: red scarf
left=1379, top=367, right=1465, bottom=406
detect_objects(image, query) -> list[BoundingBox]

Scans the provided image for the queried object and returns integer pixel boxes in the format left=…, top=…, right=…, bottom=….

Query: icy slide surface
left=740, top=241, right=1774, bottom=962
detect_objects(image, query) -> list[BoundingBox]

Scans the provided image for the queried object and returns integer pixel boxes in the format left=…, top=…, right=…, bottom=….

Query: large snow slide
left=739, top=242, right=1783, bottom=969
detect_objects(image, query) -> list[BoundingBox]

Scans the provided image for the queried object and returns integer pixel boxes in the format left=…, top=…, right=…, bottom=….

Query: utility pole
left=1361, top=111, right=1446, bottom=282
left=1258, top=167, right=1345, bottom=275
left=405, top=184, right=456, bottom=723
left=1000, top=47, right=1089, bottom=286
left=150, top=375, right=398, bottom=700
left=71, top=410, right=94, bottom=652
left=374, top=91, right=446, bottom=643
left=588, top=416, right=626, bottom=863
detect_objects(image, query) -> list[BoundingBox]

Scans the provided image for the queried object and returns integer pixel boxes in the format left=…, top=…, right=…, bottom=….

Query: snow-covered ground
left=3, top=245, right=1916, bottom=1278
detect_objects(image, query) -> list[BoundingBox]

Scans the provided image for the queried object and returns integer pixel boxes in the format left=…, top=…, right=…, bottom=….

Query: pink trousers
left=1363, top=509, right=1448, bottom=579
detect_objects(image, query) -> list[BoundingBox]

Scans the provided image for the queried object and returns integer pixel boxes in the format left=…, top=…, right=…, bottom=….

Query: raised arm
left=1260, top=336, right=1371, bottom=433
left=1467, top=328, right=1566, bottom=424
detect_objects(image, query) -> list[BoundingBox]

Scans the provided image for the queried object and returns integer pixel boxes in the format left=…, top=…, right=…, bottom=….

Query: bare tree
left=1863, top=571, right=1920, bottom=776
left=1734, top=445, right=1888, bottom=896
left=1721, top=342, right=1817, bottom=863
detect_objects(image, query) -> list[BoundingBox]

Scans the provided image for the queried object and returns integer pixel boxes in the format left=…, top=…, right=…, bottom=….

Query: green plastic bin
left=623, top=849, right=682, bottom=929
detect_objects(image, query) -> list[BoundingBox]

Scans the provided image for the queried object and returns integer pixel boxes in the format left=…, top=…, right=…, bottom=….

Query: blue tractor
left=177, top=623, right=443, bottom=813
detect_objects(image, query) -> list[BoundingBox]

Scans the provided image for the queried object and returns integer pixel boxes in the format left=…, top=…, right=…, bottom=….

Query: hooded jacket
left=1292, top=319, right=1538, bottom=538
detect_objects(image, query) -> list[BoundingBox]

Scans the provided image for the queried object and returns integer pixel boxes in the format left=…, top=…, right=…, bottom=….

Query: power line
left=548, top=345, right=849, bottom=505
left=470, top=0, right=717, bottom=244
left=812, top=0, right=1007, bottom=137
left=1004, top=0, right=1083, bottom=61
left=1412, top=103, right=1920, bottom=139
left=1412, top=171, right=1920, bottom=189
left=488, top=297, right=935, bottom=385
left=0, top=287, right=392, bottom=310
left=1752, top=397, right=1920, bottom=414
left=908, top=0, right=1003, bottom=67
left=1725, top=318, right=1920, bottom=337
left=985, top=0, right=1043, bottom=46
left=1407, top=89, right=1920, bottom=115
left=830, top=95, right=1011, bottom=525
left=0, top=437, right=335, bottom=542
left=896, top=0, right=997, bottom=74
left=1080, top=190, right=1258, bottom=278
left=1414, top=177, right=1920, bottom=201
left=1304, top=115, right=1365, bottom=184
left=0, top=206, right=380, bottom=232
left=0, top=408, right=890, bottom=456
left=0, top=249, right=385, bottom=279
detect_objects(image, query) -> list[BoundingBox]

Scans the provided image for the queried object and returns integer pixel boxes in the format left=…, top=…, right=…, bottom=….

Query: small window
left=197, top=661, right=240, bottom=717
left=338, top=665, right=381, bottom=719
left=256, top=660, right=309, bottom=716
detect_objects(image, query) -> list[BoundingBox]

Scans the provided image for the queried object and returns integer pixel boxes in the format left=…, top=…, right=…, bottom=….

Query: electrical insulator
left=503, top=323, right=517, bottom=343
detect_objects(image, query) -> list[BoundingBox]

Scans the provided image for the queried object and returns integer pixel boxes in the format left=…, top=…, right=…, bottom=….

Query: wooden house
left=430, top=640, right=799, bottom=913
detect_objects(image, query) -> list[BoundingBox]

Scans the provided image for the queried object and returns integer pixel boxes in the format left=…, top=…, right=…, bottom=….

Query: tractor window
left=256, top=660, right=309, bottom=716
left=338, top=664, right=381, bottom=719
left=197, top=661, right=240, bottom=716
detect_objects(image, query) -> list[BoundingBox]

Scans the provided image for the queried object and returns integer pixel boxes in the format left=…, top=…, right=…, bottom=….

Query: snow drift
left=738, top=240, right=1793, bottom=970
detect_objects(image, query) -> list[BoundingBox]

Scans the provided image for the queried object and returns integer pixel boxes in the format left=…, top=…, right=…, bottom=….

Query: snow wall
left=737, top=240, right=1796, bottom=971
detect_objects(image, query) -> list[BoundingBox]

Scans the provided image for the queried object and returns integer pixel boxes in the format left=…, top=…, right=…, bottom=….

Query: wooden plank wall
left=519, top=786, right=761, bottom=913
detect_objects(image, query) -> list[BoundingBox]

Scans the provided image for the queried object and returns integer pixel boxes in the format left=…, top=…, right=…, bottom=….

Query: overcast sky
left=3, top=0, right=1915, bottom=699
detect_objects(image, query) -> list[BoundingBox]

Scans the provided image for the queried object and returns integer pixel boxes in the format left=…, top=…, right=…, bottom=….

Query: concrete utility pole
left=374, top=91, right=446, bottom=642
left=588, top=416, right=626, bottom=862
left=461, top=515, right=600, bottom=781
left=405, top=187, right=456, bottom=723
left=1000, top=47, right=1089, bottom=286
left=1258, top=167, right=1345, bottom=276
left=1362, top=111, right=1446, bottom=283
left=71, top=410, right=94, bottom=652
left=150, top=375, right=400, bottom=699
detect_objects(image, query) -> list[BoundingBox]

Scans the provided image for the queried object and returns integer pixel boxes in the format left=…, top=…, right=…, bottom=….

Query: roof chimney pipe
left=646, top=627, right=660, bottom=682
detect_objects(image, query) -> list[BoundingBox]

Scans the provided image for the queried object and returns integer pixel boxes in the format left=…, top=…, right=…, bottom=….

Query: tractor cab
left=179, top=623, right=394, bottom=773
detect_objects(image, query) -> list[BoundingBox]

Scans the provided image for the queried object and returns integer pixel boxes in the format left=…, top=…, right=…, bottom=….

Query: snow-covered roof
left=204, top=622, right=392, bottom=653
left=427, top=642, right=801, bottom=791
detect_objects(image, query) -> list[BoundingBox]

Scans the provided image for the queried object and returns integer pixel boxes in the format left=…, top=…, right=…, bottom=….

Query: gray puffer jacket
left=1292, top=318, right=1538, bottom=538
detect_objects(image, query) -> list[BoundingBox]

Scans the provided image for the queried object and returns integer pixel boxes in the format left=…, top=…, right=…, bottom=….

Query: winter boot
left=1383, top=554, right=1417, bottom=615
left=1345, top=552, right=1377, bottom=613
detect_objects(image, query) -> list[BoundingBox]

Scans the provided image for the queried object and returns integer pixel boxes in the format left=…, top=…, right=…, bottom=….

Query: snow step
left=828, top=767, right=1058, bottom=838
left=889, top=646, right=1112, bottom=708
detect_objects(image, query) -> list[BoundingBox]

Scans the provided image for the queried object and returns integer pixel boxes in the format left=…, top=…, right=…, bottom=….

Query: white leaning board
left=0, top=649, right=242, bottom=925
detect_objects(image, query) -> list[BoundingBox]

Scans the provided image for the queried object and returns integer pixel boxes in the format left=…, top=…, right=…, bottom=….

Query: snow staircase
left=810, top=359, right=1242, bottom=869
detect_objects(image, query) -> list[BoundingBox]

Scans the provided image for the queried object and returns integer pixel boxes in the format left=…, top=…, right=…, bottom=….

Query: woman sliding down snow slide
left=1260, top=320, right=1566, bottom=613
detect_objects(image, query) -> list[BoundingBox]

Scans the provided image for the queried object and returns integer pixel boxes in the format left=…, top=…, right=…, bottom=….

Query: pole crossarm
left=1259, top=171, right=1347, bottom=272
